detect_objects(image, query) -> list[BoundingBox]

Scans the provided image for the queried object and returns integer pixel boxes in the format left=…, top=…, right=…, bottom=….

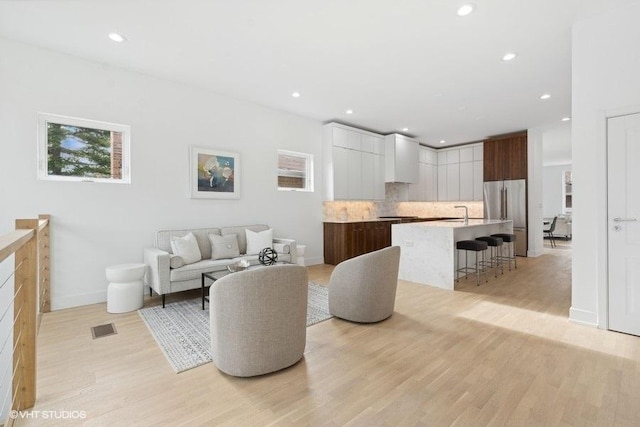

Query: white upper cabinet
left=437, top=142, right=483, bottom=201
left=323, top=123, right=385, bottom=201
left=409, top=145, right=438, bottom=201
left=385, top=134, right=419, bottom=183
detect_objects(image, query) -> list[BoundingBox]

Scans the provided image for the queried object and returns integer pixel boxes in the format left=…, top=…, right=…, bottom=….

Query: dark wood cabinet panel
left=324, top=220, right=394, bottom=265
left=483, top=131, right=527, bottom=181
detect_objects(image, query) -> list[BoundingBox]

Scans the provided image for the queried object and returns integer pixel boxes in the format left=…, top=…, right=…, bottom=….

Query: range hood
left=384, top=134, right=419, bottom=183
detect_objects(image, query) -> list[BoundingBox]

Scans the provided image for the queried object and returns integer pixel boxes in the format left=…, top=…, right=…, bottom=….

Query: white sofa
left=144, top=224, right=297, bottom=307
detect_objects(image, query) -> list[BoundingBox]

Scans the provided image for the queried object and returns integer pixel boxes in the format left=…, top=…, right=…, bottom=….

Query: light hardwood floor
left=16, top=248, right=640, bottom=426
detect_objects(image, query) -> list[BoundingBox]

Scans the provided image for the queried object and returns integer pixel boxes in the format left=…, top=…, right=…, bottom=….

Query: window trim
left=37, top=113, right=131, bottom=184
left=276, top=149, right=314, bottom=192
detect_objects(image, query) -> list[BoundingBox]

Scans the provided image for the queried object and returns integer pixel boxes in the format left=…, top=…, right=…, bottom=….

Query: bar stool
left=491, top=233, right=517, bottom=270
left=475, top=236, right=504, bottom=278
left=456, top=240, right=488, bottom=286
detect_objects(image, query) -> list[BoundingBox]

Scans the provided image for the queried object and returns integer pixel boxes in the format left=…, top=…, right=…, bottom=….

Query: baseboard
left=569, top=307, right=598, bottom=327
left=304, top=256, right=324, bottom=266
left=527, top=249, right=544, bottom=257
left=51, top=290, right=107, bottom=311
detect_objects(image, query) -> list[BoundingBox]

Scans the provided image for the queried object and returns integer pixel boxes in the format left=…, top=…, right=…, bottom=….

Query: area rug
left=139, top=282, right=332, bottom=373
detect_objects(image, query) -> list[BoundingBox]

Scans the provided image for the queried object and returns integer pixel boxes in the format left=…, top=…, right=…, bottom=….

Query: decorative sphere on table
left=258, top=247, right=278, bottom=265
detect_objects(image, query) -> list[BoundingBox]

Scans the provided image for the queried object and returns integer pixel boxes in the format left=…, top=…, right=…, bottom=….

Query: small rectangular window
left=37, top=113, right=131, bottom=183
left=277, top=150, right=313, bottom=192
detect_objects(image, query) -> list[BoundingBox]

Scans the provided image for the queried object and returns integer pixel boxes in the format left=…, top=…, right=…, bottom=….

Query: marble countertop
left=393, top=219, right=511, bottom=228
left=323, top=217, right=451, bottom=224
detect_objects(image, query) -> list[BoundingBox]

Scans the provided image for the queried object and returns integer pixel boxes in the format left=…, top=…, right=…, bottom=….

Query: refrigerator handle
left=504, top=187, right=508, bottom=219
left=500, top=187, right=505, bottom=220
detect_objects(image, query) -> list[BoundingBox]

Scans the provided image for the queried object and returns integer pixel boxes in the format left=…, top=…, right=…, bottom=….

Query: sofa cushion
left=209, top=234, right=240, bottom=260
left=246, top=228, right=273, bottom=255
left=220, top=224, right=269, bottom=254
left=170, top=259, right=232, bottom=282
left=170, top=233, right=202, bottom=265
left=156, top=228, right=221, bottom=260
left=169, top=255, right=185, bottom=269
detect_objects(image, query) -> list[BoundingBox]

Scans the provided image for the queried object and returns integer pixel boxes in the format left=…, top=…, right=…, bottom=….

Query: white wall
left=543, top=164, right=571, bottom=217
left=0, top=39, right=325, bottom=310
left=571, top=2, right=640, bottom=327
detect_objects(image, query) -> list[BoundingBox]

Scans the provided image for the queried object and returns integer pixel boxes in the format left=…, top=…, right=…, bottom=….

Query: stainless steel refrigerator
left=484, top=179, right=527, bottom=256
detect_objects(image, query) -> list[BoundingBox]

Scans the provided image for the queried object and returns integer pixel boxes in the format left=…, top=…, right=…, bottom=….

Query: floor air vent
left=91, top=323, right=117, bottom=339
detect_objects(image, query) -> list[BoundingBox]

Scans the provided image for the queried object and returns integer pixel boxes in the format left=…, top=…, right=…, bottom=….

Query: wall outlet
left=404, top=240, right=414, bottom=247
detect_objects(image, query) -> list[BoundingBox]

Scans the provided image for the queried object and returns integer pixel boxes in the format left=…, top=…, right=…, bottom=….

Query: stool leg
left=456, top=249, right=460, bottom=282
left=475, top=251, right=480, bottom=286
left=465, top=250, right=469, bottom=281
left=514, top=242, right=518, bottom=269
left=483, top=249, right=488, bottom=283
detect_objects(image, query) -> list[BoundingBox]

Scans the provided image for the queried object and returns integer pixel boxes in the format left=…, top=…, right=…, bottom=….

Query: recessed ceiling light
left=561, top=117, right=571, bottom=122
left=346, top=109, right=353, bottom=115
left=502, top=52, right=517, bottom=61
left=402, top=128, right=409, bottom=132
left=457, top=4, right=475, bottom=16
left=291, top=92, right=301, bottom=98
left=440, top=140, right=446, bottom=144
left=108, top=32, right=127, bottom=43
left=540, top=93, right=551, bottom=100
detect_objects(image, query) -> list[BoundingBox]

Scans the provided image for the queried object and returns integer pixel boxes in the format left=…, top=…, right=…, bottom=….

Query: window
left=277, top=150, right=313, bottom=192
left=37, top=113, right=131, bottom=183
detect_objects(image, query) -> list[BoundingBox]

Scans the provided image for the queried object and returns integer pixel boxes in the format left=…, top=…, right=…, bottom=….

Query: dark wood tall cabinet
left=483, top=131, right=528, bottom=181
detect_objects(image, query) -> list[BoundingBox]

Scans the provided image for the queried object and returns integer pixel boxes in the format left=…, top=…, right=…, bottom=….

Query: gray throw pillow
left=209, top=234, right=240, bottom=260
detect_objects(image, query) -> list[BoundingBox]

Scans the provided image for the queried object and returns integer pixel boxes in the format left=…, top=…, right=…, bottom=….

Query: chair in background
left=328, top=246, right=401, bottom=323
left=209, top=264, right=308, bottom=377
left=543, top=216, right=558, bottom=248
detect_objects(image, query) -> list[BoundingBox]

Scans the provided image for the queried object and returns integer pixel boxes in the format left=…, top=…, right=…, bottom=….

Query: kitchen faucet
left=454, top=205, right=468, bottom=223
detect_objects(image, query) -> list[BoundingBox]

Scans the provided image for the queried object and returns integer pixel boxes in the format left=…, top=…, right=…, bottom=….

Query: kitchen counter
left=323, top=217, right=454, bottom=224
left=391, top=219, right=513, bottom=290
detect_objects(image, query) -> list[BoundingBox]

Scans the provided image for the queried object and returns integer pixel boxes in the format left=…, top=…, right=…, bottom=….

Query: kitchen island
left=391, top=219, right=513, bottom=290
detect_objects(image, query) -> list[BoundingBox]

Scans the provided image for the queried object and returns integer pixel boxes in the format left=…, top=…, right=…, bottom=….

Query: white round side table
left=296, top=245, right=306, bottom=266
left=106, top=263, right=146, bottom=313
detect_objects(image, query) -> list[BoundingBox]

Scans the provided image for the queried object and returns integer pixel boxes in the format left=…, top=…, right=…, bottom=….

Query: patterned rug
left=139, top=282, right=332, bottom=373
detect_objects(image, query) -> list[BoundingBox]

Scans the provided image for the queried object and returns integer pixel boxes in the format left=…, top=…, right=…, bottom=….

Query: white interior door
left=608, top=112, right=640, bottom=336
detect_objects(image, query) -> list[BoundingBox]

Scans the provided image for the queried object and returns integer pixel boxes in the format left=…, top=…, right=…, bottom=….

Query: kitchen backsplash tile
left=323, top=200, right=484, bottom=221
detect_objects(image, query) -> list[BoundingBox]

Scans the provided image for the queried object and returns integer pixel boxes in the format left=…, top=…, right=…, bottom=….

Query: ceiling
left=1, top=0, right=638, bottom=147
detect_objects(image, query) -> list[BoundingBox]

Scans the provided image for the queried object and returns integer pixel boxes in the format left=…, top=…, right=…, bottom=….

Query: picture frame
left=190, top=146, right=240, bottom=199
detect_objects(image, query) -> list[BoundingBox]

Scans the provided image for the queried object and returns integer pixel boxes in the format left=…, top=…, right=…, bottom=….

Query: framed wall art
left=190, top=146, right=240, bottom=199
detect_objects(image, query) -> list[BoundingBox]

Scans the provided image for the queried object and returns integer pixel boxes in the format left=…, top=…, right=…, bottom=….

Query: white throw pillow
left=245, top=228, right=273, bottom=255
left=209, top=234, right=240, bottom=260
left=170, top=232, right=202, bottom=265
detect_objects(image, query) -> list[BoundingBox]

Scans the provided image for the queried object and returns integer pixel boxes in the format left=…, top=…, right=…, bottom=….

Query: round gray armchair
left=209, top=264, right=308, bottom=377
left=328, top=246, right=401, bottom=323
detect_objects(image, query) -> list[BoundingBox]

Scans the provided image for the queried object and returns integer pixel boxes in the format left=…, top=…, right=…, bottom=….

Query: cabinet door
left=473, top=160, right=483, bottom=201
left=460, top=147, right=473, bottom=163
left=473, top=144, right=483, bottom=161
left=361, top=151, right=375, bottom=200
left=504, top=137, right=527, bottom=179
left=333, top=147, right=349, bottom=200
left=374, top=154, right=385, bottom=200
left=437, top=151, right=448, bottom=165
left=447, top=163, right=460, bottom=201
left=483, top=140, right=502, bottom=181
left=447, top=149, right=460, bottom=164
left=348, top=149, right=362, bottom=199
left=437, top=165, right=447, bottom=201
left=347, top=130, right=361, bottom=151
left=395, top=137, right=418, bottom=183
left=425, top=163, right=437, bottom=201
left=459, top=162, right=474, bottom=201
left=333, top=127, right=350, bottom=148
